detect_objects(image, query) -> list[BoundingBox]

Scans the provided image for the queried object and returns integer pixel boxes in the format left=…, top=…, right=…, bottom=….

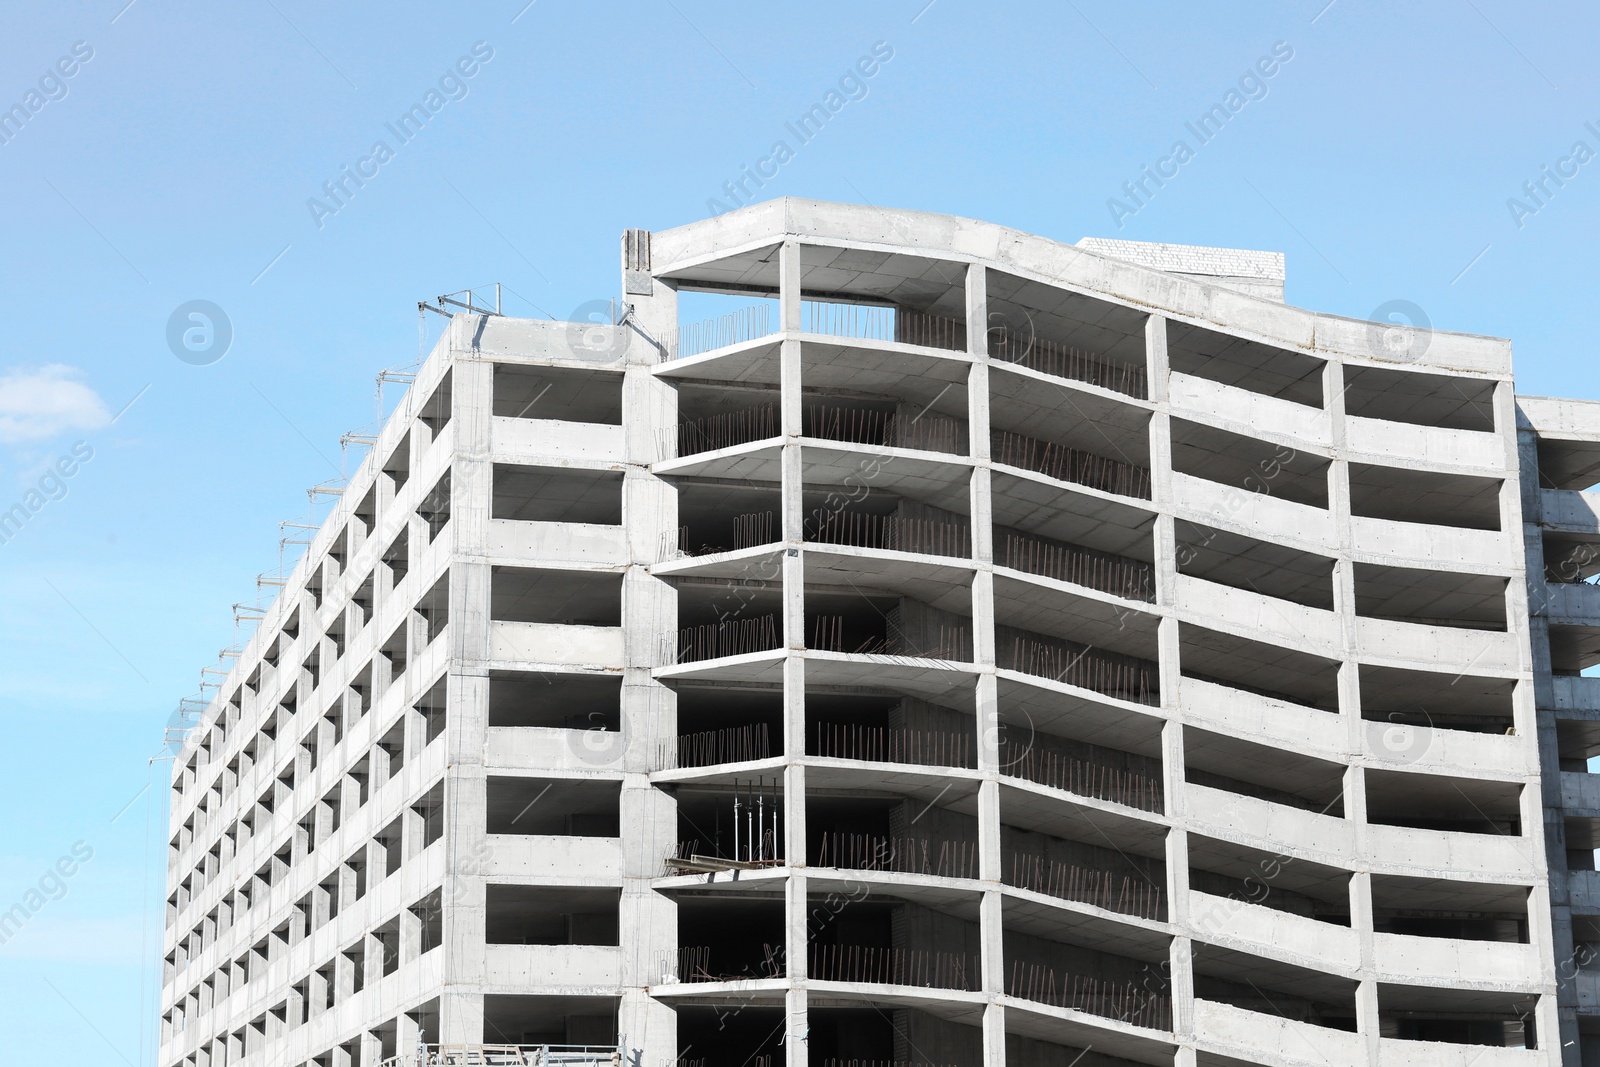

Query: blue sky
left=2, top=0, right=1598, bottom=1061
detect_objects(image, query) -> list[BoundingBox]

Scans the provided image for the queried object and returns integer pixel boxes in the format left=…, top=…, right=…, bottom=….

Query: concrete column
left=399, top=903, right=422, bottom=965
left=981, top=1000, right=1006, bottom=1067
left=358, top=1031, right=384, bottom=1067
left=309, top=967, right=330, bottom=1018
left=366, top=929, right=386, bottom=989
left=619, top=234, right=682, bottom=1067
left=396, top=1012, right=422, bottom=1064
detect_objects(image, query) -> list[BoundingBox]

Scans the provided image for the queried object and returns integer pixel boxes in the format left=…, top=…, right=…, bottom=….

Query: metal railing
left=999, top=742, right=1164, bottom=812
left=990, top=329, right=1148, bottom=399
left=677, top=303, right=775, bottom=359
left=1006, top=960, right=1172, bottom=1031
left=660, top=723, right=773, bottom=768
left=808, top=510, right=972, bottom=558
left=674, top=404, right=780, bottom=457
left=805, top=404, right=963, bottom=453
left=733, top=510, right=775, bottom=549
left=672, top=300, right=969, bottom=359
left=671, top=402, right=962, bottom=458
left=667, top=615, right=780, bottom=664
left=809, top=614, right=969, bottom=661
left=380, top=1044, right=624, bottom=1066
left=1000, top=632, right=1157, bottom=705
left=814, top=831, right=979, bottom=879
left=668, top=943, right=785, bottom=982
left=991, top=429, right=1151, bottom=499
left=810, top=943, right=976, bottom=990
left=1006, top=852, right=1165, bottom=921
left=812, top=722, right=973, bottom=768
left=998, top=532, right=1153, bottom=602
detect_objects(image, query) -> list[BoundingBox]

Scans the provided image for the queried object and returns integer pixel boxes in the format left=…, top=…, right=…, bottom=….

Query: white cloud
left=0, top=364, right=112, bottom=443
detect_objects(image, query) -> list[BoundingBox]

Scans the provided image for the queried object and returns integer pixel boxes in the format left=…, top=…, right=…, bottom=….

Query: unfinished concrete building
left=159, top=198, right=1600, bottom=1067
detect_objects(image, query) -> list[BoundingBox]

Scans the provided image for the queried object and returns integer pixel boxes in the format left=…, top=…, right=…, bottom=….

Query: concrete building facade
left=158, top=199, right=1600, bottom=1067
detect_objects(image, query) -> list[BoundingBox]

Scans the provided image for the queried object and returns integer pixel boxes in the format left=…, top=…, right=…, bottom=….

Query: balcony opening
left=1179, top=623, right=1341, bottom=710
left=493, top=364, right=623, bottom=424
left=1370, top=874, right=1528, bottom=942
left=674, top=897, right=786, bottom=982
left=486, top=777, right=620, bottom=837
left=1003, top=912, right=1171, bottom=1030
left=799, top=296, right=967, bottom=352
left=1166, top=320, right=1324, bottom=407
left=1193, top=943, right=1357, bottom=1031
left=997, top=719, right=1163, bottom=815
left=1378, top=984, right=1537, bottom=1048
left=485, top=885, right=620, bottom=945
left=1003, top=818, right=1167, bottom=921
left=1537, top=435, right=1600, bottom=491
left=416, top=676, right=447, bottom=745
left=675, top=482, right=783, bottom=557
left=671, top=779, right=788, bottom=867
left=991, top=416, right=1151, bottom=501
left=670, top=581, right=784, bottom=663
left=675, top=289, right=778, bottom=360
left=383, top=431, right=411, bottom=494
left=808, top=692, right=975, bottom=770
left=410, top=896, right=441, bottom=954
left=993, top=570, right=1159, bottom=666
left=807, top=790, right=979, bottom=880
left=493, top=465, right=623, bottom=524
left=1347, top=463, right=1502, bottom=531
left=481, top=994, right=618, bottom=1048
left=1353, top=562, right=1507, bottom=630
left=806, top=492, right=972, bottom=559
left=1009, top=1031, right=1134, bottom=1067
left=810, top=1007, right=978, bottom=1067
left=1188, top=833, right=1351, bottom=926
left=667, top=685, right=781, bottom=769
left=1357, top=663, right=1514, bottom=734
left=413, top=783, right=444, bottom=848
left=373, top=918, right=400, bottom=977
left=489, top=671, right=620, bottom=731
left=1185, top=726, right=1346, bottom=818
left=1170, top=418, right=1329, bottom=509
left=382, top=530, right=409, bottom=587
left=1343, top=364, right=1495, bottom=432
left=806, top=593, right=973, bottom=662
left=800, top=244, right=967, bottom=347
left=1175, top=519, right=1335, bottom=610
left=809, top=896, right=979, bottom=991
left=1364, top=768, right=1522, bottom=836
left=803, top=392, right=969, bottom=455
left=374, top=816, right=404, bottom=878
left=672, top=384, right=780, bottom=458
left=996, top=521, right=1153, bottom=601
left=490, top=567, right=622, bottom=627
left=986, top=269, right=1149, bottom=398
left=674, top=1006, right=784, bottom=1067
left=1549, top=622, right=1600, bottom=673
left=1543, top=531, right=1600, bottom=584
left=419, top=472, right=451, bottom=542
left=418, top=370, right=452, bottom=438
left=998, top=617, right=1159, bottom=705
left=991, top=468, right=1153, bottom=560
